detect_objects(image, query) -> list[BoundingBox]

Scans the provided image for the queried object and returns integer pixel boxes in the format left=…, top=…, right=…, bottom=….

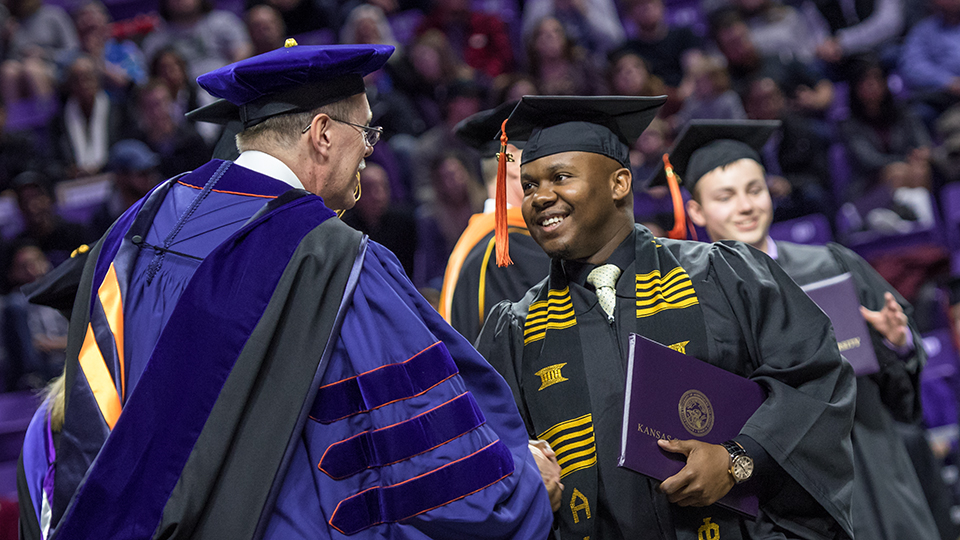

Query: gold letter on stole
left=570, top=488, right=591, bottom=524
left=698, top=517, right=720, bottom=540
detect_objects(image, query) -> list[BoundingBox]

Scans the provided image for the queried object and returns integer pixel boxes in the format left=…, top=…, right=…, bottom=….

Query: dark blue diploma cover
left=618, top=334, right=765, bottom=517
left=800, top=273, right=880, bottom=376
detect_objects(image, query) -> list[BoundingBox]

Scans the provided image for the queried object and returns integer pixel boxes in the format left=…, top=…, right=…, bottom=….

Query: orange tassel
left=663, top=154, right=688, bottom=240
left=495, top=119, right=513, bottom=267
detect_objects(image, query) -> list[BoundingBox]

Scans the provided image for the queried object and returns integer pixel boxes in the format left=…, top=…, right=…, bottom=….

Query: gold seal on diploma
left=679, top=389, right=714, bottom=437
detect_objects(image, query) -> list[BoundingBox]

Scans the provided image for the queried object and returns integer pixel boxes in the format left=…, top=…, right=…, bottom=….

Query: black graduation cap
left=185, top=41, right=394, bottom=130
left=648, top=119, right=781, bottom=191
left=454, top=100, right=524, bottom=158
left=499, top=95, right=667, bottom=168
left=490, top=95, right=666, bottom=267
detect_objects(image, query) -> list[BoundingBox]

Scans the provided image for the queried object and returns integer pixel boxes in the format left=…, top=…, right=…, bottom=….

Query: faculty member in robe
left=17, top=42, right=554, bottom=540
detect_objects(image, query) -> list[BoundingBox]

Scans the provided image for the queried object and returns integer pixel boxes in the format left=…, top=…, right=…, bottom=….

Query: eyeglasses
left=302, top=116, right=383, bottom=148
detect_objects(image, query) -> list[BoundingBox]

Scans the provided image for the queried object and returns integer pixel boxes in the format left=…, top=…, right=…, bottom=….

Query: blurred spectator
left=672, top=54, right=746, bottom=129
left=899, top=0, right=960, bottom=125
left=932, top=103, right=960, bottom=185
left=0, top=0, right=78, bottom=106
left=245, top=4, right=286, bottom=56
left=493, top=71, right=538, bottom=104
left=148, top=46, right=218, bottom=144
left=714, top=10, right=834, bottom=115
left=521, top=0, right=624, bottom=55
left=407, top=78, right=485, bottom=204
left=71, top=0, right=146, bottom=100
left=245, top=0, right=337, bottom=36
left=49, top=54, right=128, bottom=178
left=812, top=0, right=905, bottom=66
left=743, top=76, right=834, bottom=223
left=141, top=0, right=253, bottom=81
left=90, top=139, right=162, bottom=237
left=129, top=79, right=211, bottom=179
left=414, top=150, right=484, bottom=290
left=621, top=0, right=702, bottom=89
left=525, top=16, right=606, bottom=95
left=840, top=56, right=935, bottom=233
left=0, top=99, right=42, bottom=191
left=730, top=0, right=825, bottom=65
left=2, top=239, right=67, bottom=390
left=416, top=0, right=514, bottom=78
left=341, top=162, right=417, bottom=276
left=607, top=48, right=666, bottom=99
left=339, top=3, right=400, bottom=48
left=11, top=171, right=94, bottom=267
left=387, top=29, right=472, bottom=134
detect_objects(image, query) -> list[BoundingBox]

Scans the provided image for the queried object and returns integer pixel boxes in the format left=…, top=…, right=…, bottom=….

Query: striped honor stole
left=518, top=228, right=710, bottom=539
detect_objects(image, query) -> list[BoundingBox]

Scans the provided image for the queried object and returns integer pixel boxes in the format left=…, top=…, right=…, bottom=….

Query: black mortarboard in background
left=648, top=119, right=781, bottom=192
left=454, top=100, right=524, bottom=158
left=490, top=95, right=666, bottom=266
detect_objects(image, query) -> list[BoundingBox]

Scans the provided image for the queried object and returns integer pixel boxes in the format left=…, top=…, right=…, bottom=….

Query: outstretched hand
left=657, top=439, right=733, bottom=507
left=529, top=440, right=564, bottom=512
left=860, top=292, right=908, bottom=348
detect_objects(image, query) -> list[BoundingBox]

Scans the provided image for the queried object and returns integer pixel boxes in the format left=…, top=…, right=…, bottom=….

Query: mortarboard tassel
left=495, top=118, right=513, bottom=267
left=663, top=154, right=688, bottom=240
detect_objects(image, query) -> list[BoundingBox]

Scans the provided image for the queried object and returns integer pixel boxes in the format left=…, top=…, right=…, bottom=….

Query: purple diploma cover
left=618, top=334, right=765, bottom=517
left=800, top=273, right=880, bottom=376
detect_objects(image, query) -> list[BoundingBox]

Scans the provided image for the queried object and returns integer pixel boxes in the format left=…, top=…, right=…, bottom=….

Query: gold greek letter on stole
left=698, top=517, right=720, bottom=540
left=570, top=488, right=591, bottom=524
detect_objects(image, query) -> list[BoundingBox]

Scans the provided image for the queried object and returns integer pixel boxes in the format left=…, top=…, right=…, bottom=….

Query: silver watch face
left=732, top=455, right=754, bottom=482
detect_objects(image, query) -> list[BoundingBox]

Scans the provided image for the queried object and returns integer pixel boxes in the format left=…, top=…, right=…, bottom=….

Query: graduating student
left=439, top=101, right=551, bottom=342
left=475, top=96, right=856, bottom=540
left=666, top=120, right=941, bottom=540
left=17, top=43, right=554, bottom=539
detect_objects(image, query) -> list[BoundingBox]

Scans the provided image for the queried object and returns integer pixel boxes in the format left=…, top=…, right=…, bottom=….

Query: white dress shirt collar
left=234, top=150, right=304, bottom=190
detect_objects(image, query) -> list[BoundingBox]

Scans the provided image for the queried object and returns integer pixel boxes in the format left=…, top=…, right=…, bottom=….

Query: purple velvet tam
left=187, top=44, right=394, bottom=128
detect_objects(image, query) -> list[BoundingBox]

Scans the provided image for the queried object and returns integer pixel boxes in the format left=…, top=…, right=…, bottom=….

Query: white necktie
left=587, top=264, right=622, bottom=321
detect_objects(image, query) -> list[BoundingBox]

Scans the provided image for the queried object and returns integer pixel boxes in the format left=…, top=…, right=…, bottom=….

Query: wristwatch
left=722, top=440, right=754, bottom=484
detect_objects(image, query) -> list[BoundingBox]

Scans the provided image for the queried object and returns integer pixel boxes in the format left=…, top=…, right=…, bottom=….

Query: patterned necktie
left=587, top=264, right=622, bottom=321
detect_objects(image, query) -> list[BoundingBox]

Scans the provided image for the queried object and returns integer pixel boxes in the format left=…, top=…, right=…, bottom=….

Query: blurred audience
left=414, top=149, right=484, bottom=290
left=2, top=239, right=67, bottom=391
left=0, top=0, right=78, bottom=106
left=11, top=171, right=93, bottom=267
left=49, top=54, right=128, bottom=178
left=416, top=0, right=514, bottom=78
left=840, top=56, right=935, bottom=234
left=621, top=0, right=703, bottom=88
left=341, top=162, right=417, bottom=277
left=71, top=0, right=147, bottom=100
left=245, top=4, right=286, bottom=56
left=525, top=16, right=606, bottom=95
left=521, top=0, right=624, bottom=56
left=90, top=139, right=162, bottom=237
left=128, top=78, right=211, bottom=179
left=141, top=0, right=253, bottom=80
left=899, top=0, right=960, bottom=126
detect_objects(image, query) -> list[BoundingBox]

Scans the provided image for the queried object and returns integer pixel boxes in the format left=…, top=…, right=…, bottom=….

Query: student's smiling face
left=521, top=151, right=632, bottom=262
left=686, top=158, right=773, bottom=251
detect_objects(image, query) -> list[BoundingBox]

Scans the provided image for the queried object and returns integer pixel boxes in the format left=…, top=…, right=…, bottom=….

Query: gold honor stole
left=520, top=233, right=711, bottom=539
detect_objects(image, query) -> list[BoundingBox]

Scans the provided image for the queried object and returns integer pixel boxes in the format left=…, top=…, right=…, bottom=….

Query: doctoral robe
left=476, top=225, right=856, bottom=540
left=775, top=240, right=940, bottom=540
left=439, top=207, right=551, bottom=343
left=18, top=159, right=553, bottom=539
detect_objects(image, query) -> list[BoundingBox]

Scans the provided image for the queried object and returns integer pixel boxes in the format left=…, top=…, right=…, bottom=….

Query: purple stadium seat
left=769, top=213, right=832, bottom=246
left=921, top=330, right=960, bottom=434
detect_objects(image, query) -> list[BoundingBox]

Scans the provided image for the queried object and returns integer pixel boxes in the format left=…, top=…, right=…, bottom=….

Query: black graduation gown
left=775, top=240, right=940, bottom=540
left=477, top=226, right=856, bottom=540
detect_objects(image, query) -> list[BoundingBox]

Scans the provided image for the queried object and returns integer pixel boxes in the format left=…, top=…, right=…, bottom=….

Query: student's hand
left=860, top=292, right=909, bottom=348
left=657, top=439, right=733, bottom=507
left=529, top=440, right=564, bottom=512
